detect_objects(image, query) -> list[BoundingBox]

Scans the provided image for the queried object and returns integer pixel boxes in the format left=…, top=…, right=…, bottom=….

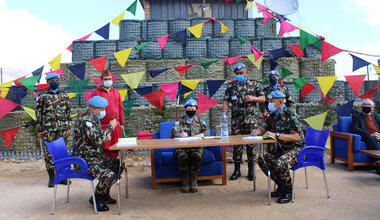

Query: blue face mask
left=235, top=75, right=245, bottom=83
left=103, top=80, right=113, bottom=87
left=49, top=81, right=59, bottom=90
left=268, top=102, right=277, bottom=112
left=269, top=78, right=278, bottom=86
left=97, top=110, right=106, bottom=120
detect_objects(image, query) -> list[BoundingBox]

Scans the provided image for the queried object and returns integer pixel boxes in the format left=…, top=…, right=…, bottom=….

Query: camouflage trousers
left=86, top=155, right=124, bottom=195
left=174, top=147, right=205, bottom=178
left=258, top=147, right=300, bottom=191
left=231, top=122, right=258, bottom=164
left=40, top=130, right=70, bottom=173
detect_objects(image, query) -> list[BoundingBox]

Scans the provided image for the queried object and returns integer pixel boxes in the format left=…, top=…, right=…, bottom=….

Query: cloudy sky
left=0, top=0, right=379, bottom=83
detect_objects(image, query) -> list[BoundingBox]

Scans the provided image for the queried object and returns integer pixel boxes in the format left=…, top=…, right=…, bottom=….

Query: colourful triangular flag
left=95, top=23, right=110, bottom=40
left=246, top=0, right=254, bottom=10
left=322, top=41, right=343, bottom=62
left=269, top=59, right=278, bottom=70
left=134, top=87, right=153, bottom=96
left=114, top=48, right=132, bottom=68
left=89, top=56, right=107, bottom=73
left=174, top=64, right=195, bottom=77
left=251, top=45, right=264, bottom=61
left=66, top=79, right=90, bottom=93
left=18, top=74, right=41, bottom=92
left=219, top=21, right=229, bottom=34
left=135, top=41, right=153, bottom=50
left=345, top=75, right=366, bottom=96
left=22, top=105, right=36, bottom=121
left=293, top=77, right=311, bottom=93
left=158, top=82, right=179, bottom=103
left=333, top=100, right=355, bottom=117
left=0, top=81, right=13, bottom=88
left=48, top=54, right=61, bottom=71
left=262, top=10, right=277, bottom=24
left=84, top=92, right=92, bottom=103
left=359, top=84, right=380, bottom=100
left=350, top=54, right=372, bottom=72
left=123, top=98, right=136, bottom=117
left=14, top=76, right=26, bottom=87
left=255, top=2, right=268, bottom=12
left=281, top=66, right=293, bottom=79
left=300, top=29, right=322, bottom=50
left=143, top=89, right=165, bottom=111
left=175, top=30, right=188, bottom=45
left=289, top=44, right=304, bottom=60
left=9, top=86, right=27, bottom=104
left=0, top=127, right=21, bottom=148
left=236, top=35, right=247, bottom=45
left=317, top=76, right=337, bottom=96
left=188, top=23, right=204, bottom=38
left=38, top=84, right=49, bottom=91
left=0, top=97, right=19, bottom=119
left=127, top=0, right=138, bottom=15
left=223, top=56, right=243, bottom=65
left=67, top=93, right=78, bottom=99
left=197, top=92, right=221, bottom=114
left=181, top=80, right=201, bottom=97
left=148, top=68, right=170, bottom=78
left=120, top=71, right=145, bottom=89
left=207, top=80, right=225, bottom=97
left=373, top=64, right=380, bottom=73
left=269, top=48, right=285, bottom=60
left=246, top=54, right=263, bottom=70
left=67, top=33, right=92, bottom=52
left=45, top=68, right=64, bottom=76
left=68, top=62, right=86, bottom=80
left=279, top=20, right=298, bottom=37
left=304, top=111, right=328, bottom=130
left=300, top=82, right=316, bottom=98
left=157, top=34, right=171, bottom=50
left=111, top=11, right=125, bottom=26
left=320, top=90, right=337, bottom=103
left=199, top=60, right=219, bottom=71
left=118, top=89, right=129, bottom=102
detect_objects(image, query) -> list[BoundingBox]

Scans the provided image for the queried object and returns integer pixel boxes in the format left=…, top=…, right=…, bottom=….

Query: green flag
left=123, top=98, right=136, bottom=117
left=236, top=35, right=247, bottom=45
left=66, top=79, right=90, bottom=93
left=236, top=0, right=244, bottom=4
left=281, top=66, right=293, bottom=79
left=126, top=0, right=138, bottom=16
left=135, top=41, right=153, bottom=51
left=199, top=60, right=219, bottom=71
left=304, top=111, right=328, bottom=130
left=293, top=77, right=311, bottom=93
left=19, top=74, right=41, bottom=92
left=300, top=29, right=322, bottom=50
left=312, top=40, right=323, bottom=51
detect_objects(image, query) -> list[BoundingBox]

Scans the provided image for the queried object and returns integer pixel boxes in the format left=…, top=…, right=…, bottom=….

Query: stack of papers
left=116, top=138, right=137, bottom=147
left=174, top=137, right=202, bottom=141
left=242, top=136, right=263, bottom=141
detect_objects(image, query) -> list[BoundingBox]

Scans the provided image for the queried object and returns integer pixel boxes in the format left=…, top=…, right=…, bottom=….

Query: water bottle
left=221, top=112, right=229, bottom=139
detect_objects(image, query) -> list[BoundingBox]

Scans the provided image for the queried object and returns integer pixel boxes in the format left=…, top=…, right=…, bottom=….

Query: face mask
left=97, top=110, right=106, bottom=119
left=235, top=75, right=245, bottom=83
left=362, top=107, right=371, bottom=114
left=186, top=110, right=196, bottom=118
left=269, top=78, right=278, bottom=86
left=268, top=102, right=277, bottom=112
left=103, top=80, right=113, bottom=87
left=49, top=81, right=59, bottom=90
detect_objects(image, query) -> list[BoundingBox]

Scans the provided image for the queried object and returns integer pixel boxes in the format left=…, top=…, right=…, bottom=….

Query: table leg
left=258, top=143, right=271, bottom=205
left=253, top=162, right=256, bottom=191
left=268, top=170, right=271, bottom=205
left=117, top=150, right=124, bottom=215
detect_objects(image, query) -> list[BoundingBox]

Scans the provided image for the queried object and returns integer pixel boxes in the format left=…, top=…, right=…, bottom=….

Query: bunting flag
left=45, top=68, right=64, bottom=76
left=135, top=41, right=153, bottom=50
left=251, top=45, right=264, bottom=61
left=174, top=64, right=195, bottom=77
left=179, top=84, right=193, bottom=96
left=32, top=66, right=43, bottom=83
left=317, top=76, right=337, bottom=96
left=38, top=84, right=49, bottom=91
left=373, top=64, right=380, bottom=73
left=219, top=21, right=229, bottom=34
left=148, top=68, right=170, bottom=78
left=312, top=37, right=323, bottom=51
left=206, top=17, right=217, bottom=23
left=89, top=56, right=107, bottom=73
left=121, top=71, right=145, bottom=89
left=143, top=89, right=165, bottom=111
left=158, top=82, right=179, bottom=102
left=95, top=23, right=110, bottom=40
left=0, top=97, right=19, bottom=119
left=68, top=62, right=86, bottom=80
left=0, top=127, right=21, bottom=148
left=304, top=111, right=328, bottom=130
left=127, top=0, right=138, bottom=15
left=123, top=98, right=136, bottom=117
left=114, top=48, right=132, bottom=68
left=255, top=2, right=268, bottom=12
left=118, top=89, right=129, bottom=102
left=181, top=80, right=201, bottom=97
left=14, top=76, right=26, bottom=87
left=66, top=79, right=90, bottom=93
left=0, top=88, right=9, bottom=99
left=136, top=131, right=155, bottom=139
left=197, top=92, right=221, bottom=114
left=188, top=23, right=204, bottom=38
left=67, top=93, right=78, bottom=99
left=66, top=33, right=92, bottom=52
left=9, top=86, right=27, bottom=104
left=279, top=20, right=298, bottom=37
left=350, top=54, right=371, bottom=72
left=358, top=84, right=380, bottom=100
left=274, top=13, right=288, bottom=22
left=236, top=0, right=244, bottom=3
left=300, top=82, right=316, bottom=98
left=92, top=75, right=118, bottom=86
left=207, top=80, right=225, bottom=97
left=269, top=59, right=278, bottom=70
left=245, top=0, right=253, bottom=10
left=22, top=106, right=36, bottom=121
left=345, top=75, right=366, bottom=96
left=269, top=48, right=285, bottom=60
left=157, top=34, right=171, bottom=50
left=0, top=81, right=13, bottom=88
left=111, top=11, right=125, bottom=26
left=333, top=100, right=354, bottom=117
left=281, top=66, right=293, bottom=79
left=236, top=35, right=247, bottom=45
left=246, top=54, right=263, bottom=70
left=48, top=54, right=61, bottom=71
left=262, top=10, right=278, bottom=23
left=134, top=86, right=153, bottom=96
left=289, top=44, right=304, bottom=60
left=84, top=92, right=92, bottom=103
left=321, top=41, right=343, bottom=62
left=200, top=60, right=219, bottom=71
left=293, top=77, right=311, bottom=93
left=223, top=56, right=243, bottom=65
left=175, top=29, right=188, bottom=45
left=32, top=92, right=38, bottom=100
left=18, top=74, right=41, bottom=92
left=300, top=29, right=322, bottom=50
left=320, top=90, right=337, bottom=103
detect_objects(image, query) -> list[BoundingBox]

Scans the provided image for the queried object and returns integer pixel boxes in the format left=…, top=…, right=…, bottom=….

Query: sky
left=0, top=0, right=379, bottom=83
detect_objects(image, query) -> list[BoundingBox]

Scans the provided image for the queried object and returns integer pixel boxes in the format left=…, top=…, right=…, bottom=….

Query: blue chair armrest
left=332, top=131, right=362, bottom=152
left=54, top=157, right=89, bottom=176
left=154, top=132, right=159, bottom=139
left=333, top=124, right=339, bottom=131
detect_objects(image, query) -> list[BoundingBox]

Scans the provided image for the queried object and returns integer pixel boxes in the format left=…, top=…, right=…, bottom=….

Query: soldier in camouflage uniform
left=72, top=96, right=118, bottom=212
left=223, top=63, right=265, bottom=181
left=170, top=99, right=210, bottom=193
left=36, top=73, right=71, bottom=188
left=251, top=91, right=305, bottom=204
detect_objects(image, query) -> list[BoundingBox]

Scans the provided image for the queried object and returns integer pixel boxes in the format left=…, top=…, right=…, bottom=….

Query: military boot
left=271, top=185, right=285, bottom=198
left=104, top=189, right=116, bottom=204
left=47, top=169, right=55, bottom=188
left=89, top=193, right=109, bottom=212
left=230, top=163, right=241, bottom=180
left=181, top=176, right=190, bottom=193
left=277, top=188, right=292, bottom=204
left=189, top=176, right=198, bottom=193
left=248, top=162, right=254, bottom=181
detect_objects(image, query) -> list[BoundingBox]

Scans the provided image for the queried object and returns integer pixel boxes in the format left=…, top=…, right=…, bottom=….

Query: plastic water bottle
left=221, top=112, right=229, bottom=139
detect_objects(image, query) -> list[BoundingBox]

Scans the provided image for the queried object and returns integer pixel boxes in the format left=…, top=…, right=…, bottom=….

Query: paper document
left=116, top=137, right=137, bottom=147
left=242, top=136, right=263, bottom=141
left=174, top=137, right=202, bottom=141
left=202, top=136, right=222, bottom=139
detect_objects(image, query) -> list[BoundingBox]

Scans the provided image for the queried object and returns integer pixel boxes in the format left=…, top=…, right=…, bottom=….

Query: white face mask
left=103, top=80, right=113, bottom=87
left=268, top=102, right=277, bottom=112
left=97, top=110, right=106, bottom=119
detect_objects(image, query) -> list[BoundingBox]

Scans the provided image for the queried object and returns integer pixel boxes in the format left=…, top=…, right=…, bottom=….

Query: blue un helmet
left=184, top=99, right=198, bottom=108
left=89, top=96, right=108, bottom=108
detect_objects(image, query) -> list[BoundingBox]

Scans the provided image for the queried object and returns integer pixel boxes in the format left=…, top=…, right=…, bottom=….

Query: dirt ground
left=0, top=154, right=379, bottom=220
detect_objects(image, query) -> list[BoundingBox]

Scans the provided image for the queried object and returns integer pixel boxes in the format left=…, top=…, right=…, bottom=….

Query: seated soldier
left=170, top=99, right=210, bottom=193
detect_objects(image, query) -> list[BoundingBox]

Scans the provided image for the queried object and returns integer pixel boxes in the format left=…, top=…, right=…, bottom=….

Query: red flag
left=174, top=64, right=195, bottom=77
left=345, top=75, right=366, bottom=96
left=157, top=34, right=171, bottom=50
left=38, top=84, right=49, bottom=91
left=197, top=92, right=221, bottom=114
left=359, top=84, right=380, bottom=100
left=158, top=82, right=179, bottom=103
left=136, top=131, right=155, bottom=140
left=320, top=90, right=337, bottom=103
left=0, top=127, right=21, bottom=148
left=0, top=97, right=19, bottom=119
left=32, top=92, right=38, bottom=100
left=89, top=56, right=107, bottom=73
left=143, top=89, right=165, bottom=110
left=84, top=92, right=92, bottom=103
left=300, top=82, right=316, bottom=98
left=322, top=41, right=343, bottom=62
left=223, top=56, right=243, bottom=65
left=289, top=44, right=304, bottom=60
left=14, top=76, right=26, bottom=87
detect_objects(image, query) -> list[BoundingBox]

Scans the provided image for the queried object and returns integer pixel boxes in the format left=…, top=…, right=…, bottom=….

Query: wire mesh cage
left=208, top=38, right=230, bottom=58
left=234, top=18, right=255, bottom=39
left=147, top=19, right=169, bottom=40
left=163, top=39, right=185, bottom=59
left=94, top=41, right=117, bottom=61
left=118, top=40, right=140, bottom=60
left=214, top=18, right=235, bottom=38
left=190, top=17, right=214, bottom=38
left=72, top=41, right=95, bottom=63
left=119, top=20, right=142, bottom=41
left=185, top=39, right=208, bottom=59
left=255, top=18, right=277, bottom=38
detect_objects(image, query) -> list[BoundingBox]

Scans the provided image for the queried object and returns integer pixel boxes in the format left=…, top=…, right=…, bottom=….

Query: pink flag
left=262, top=10, right=278, bottom=24
left=92, top=75, right=118, bottom=86
left=158, top=82, right=179, bottom=103
left=256, top=2, right=269, bottom=13
left=197, top=92, right=220, bottom=114
left=157, top=34, right=171, bottom=50
left=205, top=17, right=217, bottom=23
left=223, top=56, right=243, bottom=65
left=359, top=84, right=380, bottom=100
left=32, top=92, right=38, bottom=100
left=279, top=20, right=298, bottom=37
left=45, top=68, right=64, bottom=76
left=289, top=44, right=304, bottom=60
left=345, top=75, right=366, bottom=96
left=251, top=45, right=264, bottom=61
left=84, top=92, right=92, bottom=103
left=0, top=97, right=19, bottom=119
left=89, top=56, right=107, bottom=73
left=66, top=33, right=93, bottom=52
left=136, top=131, right=155, bottom=140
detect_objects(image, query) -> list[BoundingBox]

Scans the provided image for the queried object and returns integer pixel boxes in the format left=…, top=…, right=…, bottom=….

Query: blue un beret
left=184, top=99, right=198, bottom=107
left=46, top=73, right=59, bottom=80
left=89, top=96, right=108, bottom=108
left=267, top=91, right=285, bottom=99
left=233, top=63, right=246, bottom=72
left=268, top=70, right=279, bottom=77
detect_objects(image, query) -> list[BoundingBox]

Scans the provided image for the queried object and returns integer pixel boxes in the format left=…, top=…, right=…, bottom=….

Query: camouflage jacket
left=262, top=84, right=294, bottom=113
left=170, top=115, right=210, bottom=138
left=262, top=106, right=305, bottom=150
left=72, top=110, right=114, bottom=161
left=36, top=89, right=71, bottom=133
left=224, top=79, right=265, bottom=126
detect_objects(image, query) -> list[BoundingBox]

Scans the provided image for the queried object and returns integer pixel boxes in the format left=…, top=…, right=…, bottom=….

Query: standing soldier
left=170, top=99, right=210, bottom=193
left=36, top=73, right=71, bottom=188
left=223, top=63, right=265, bottom=181
left=251, top=91, right=305, bottom=204
left=72, top=96, right=118, bottom=212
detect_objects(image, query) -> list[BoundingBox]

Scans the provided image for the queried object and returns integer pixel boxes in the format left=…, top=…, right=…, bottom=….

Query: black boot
left=181, top=176, right=190, bottom=193
left=89, top=193, right=109, bottom=212
left=277, top=189, right=292, bottom=204
left=271, top=185, right=285, bottom=198
left=47, top=169, right=55, bottom=188
left=189, top=176, right=198, bottom=193
left=104, top=189, right=116, bottom=204
left=248, top=162, right=254, bottom=181
left=230, top=163, right=241, bottom=180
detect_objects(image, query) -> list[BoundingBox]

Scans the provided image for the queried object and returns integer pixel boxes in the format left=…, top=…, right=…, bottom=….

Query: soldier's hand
left=180, top=132, right=188, bottom=138
left=37, top=132, right=43, bottom=139
left=264, top=112, right=270, bottom=117
left=264, top=131, right=276, bottom=138
left=251, top=129, right=259, bottom=136
left=195, top=133, right=204, bottom=138
left=244, top=95, right=254, bottom=103
left=110, top=119, right=117, bottom=128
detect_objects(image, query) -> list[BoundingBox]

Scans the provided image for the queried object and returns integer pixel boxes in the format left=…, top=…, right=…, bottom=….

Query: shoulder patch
left=175, top=121, right=180, bottom=125
left=86, top=121, right=93, bottom=127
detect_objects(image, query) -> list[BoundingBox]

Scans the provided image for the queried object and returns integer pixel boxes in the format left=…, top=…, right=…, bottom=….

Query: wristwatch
left=275, top=133, right=280, bottom=138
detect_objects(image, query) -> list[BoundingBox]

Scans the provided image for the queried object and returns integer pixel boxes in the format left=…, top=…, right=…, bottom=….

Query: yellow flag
left=0, top=88, right=9, bottom=99
left=48, top=54, right=61, bottom=70
left=121, top=72, right=145, bottom=89
left=317, top=76, right=337, bottom=96
left=245, top=0, right=253, bottom=10
left=373, top=64, right=380, bottom=74
left=22, top=106, right=36, bottom=121
left=219, top=21, right=229, bottom=34
left=188, top=23, right=204, bottom=38
left=0, top=81, right=13, bottom=88
left=114, top=48, right=132, bottom=68
left=298, top=25, right=313, bottom=33
left=118, top=89, right=129, bottom=102
left=246, top=54, right=263, bottom=70
left=181, top=80, right=200, bottom=97
left=67, top=93, right=78, bottom=99
left=111, top=11, right=125, bottom=26
left=304, top=111, right=328, bottom=130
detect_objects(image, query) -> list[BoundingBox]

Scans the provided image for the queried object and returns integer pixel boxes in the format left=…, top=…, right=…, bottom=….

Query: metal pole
left=367, top=65, right=370, bottom=80
left=1, top=67, right=3, bottom=84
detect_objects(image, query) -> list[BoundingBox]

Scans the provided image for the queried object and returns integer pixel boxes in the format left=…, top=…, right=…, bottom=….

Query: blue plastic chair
left=45, top=137, right=97, bottom=215
left=292, top=127, right=331, bottom=203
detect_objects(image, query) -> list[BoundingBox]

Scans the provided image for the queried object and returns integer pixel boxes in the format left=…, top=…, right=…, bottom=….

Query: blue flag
left=207, top=80, right=225, bottom=97
left=269, top=48, right=285, bottom=60
left=32, top=66, right=43, bottom=83
left=9, top=86, right=28, bottom=104
left=178, top=84, right=192, bottom=95
left=269, top=59, right=278, bottom=70
left=68, top=62, right=86, bottom=80
left=134, top=86, right=153, bottom=96
left=333, top=100, right=355, bottom=117
left=175, top=29, right=187, bottom=45
left=148, top=68, right=170, bottom=78
left=350, top=54, right=371, bottom=72
left=95, top=23, right=110, bottom=40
